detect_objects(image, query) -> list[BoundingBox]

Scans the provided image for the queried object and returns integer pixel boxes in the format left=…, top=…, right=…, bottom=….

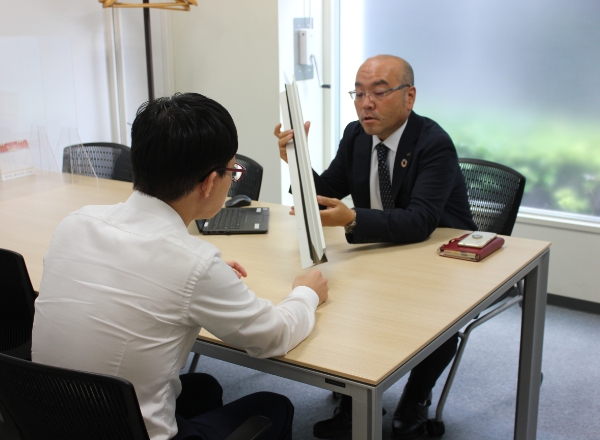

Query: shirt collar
left=371, top=118, right=409, bottom=153
left=126, top=190, right=188, bottom=232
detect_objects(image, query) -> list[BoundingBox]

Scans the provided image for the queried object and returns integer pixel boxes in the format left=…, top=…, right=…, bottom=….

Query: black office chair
left=63, top=142, right=133, bottom=183
left=0, top=249, right=36, bottom=361
left=426, top=158, right=526, bottom=437
left=229, top=154, right=263, bottom=200
left=0, top=353, right=271, bottom=440
left=458, top=158, right=525, bottom=236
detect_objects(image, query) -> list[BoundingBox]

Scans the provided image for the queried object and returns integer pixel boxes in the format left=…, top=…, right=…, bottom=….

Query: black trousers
left=173, top=373, right=294, bottom=440
left=403, top=332, right=459, bottom=403
left=339, top=333, right=459, bottom=412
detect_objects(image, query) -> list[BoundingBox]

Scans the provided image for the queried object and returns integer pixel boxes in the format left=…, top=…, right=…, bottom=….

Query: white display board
left=280, top=78, right=327, bottom=269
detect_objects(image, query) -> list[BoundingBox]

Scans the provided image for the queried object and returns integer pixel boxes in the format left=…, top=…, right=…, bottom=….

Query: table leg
left=188, top=353, right=201, bottom=373
left=514, top=250, right=549, bottom=440
left=352, top=392, right=369, bottom=440
left=371, top=388, right=383, bottom=440
left=351, top=387, right=383, bottom=440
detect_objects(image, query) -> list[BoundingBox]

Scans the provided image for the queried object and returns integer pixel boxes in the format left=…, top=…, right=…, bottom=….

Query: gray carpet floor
left=184, top=304, right=600, bottom=440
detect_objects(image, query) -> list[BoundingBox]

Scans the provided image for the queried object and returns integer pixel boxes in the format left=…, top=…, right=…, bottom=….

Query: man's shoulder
left=411, top=112, right=450, bottom=136
left=60, top=203, right=122, bottom=227
left=62, top=203, right=221, bottom=260
left=342, top=120, right=366, bottom=138
left=73, top=202, right=121, bottom=216
left=409, top=112, right=453, bottom=148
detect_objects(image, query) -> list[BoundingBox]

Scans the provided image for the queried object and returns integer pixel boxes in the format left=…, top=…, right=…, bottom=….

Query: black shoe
left=392, top=391, right=432, bottom=439
left=313, top=406, right=352, bottom=439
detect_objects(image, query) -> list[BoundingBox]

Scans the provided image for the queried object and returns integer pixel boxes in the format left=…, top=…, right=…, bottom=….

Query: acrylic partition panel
left=0, top=36, right=77, bottom=173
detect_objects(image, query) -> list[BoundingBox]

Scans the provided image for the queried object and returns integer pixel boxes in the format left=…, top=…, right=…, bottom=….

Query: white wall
left=170, top=0, right=330, bottom=205
left=115, top=7, right=170, bottom=143
left=170, top=0, right=281, bottom=203
left=513, top=217, right=600, bottom=304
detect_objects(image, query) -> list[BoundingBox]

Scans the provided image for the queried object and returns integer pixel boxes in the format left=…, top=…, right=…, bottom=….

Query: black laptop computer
left=196, top=207, right=270, bottom=235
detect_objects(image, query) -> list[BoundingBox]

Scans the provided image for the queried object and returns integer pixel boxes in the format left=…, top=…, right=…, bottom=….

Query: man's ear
left=407, top=86, right=416, bottom=110
left=199, top=171, right=217, bottom=198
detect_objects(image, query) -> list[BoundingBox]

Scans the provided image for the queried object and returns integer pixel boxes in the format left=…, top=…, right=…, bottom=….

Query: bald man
left=275, top=55, right=476, bottom=439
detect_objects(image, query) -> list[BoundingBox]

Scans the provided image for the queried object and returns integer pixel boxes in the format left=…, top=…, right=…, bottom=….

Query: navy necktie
left=376, top=143, right=395, bottom=210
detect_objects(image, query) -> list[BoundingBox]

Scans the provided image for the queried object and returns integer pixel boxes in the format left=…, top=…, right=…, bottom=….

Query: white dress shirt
left=369, top=119, right=408, bottom=210
left=32, top=191, right=319, bottom=440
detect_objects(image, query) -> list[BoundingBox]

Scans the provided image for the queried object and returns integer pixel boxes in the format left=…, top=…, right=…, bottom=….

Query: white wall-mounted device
left=297, top=28, right=313, bottom=65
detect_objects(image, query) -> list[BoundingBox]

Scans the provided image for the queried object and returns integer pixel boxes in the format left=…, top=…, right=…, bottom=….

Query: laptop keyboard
left=211, top=208, right=244, bottom=230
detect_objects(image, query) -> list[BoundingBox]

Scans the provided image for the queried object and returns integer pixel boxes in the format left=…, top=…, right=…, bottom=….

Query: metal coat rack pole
left=100, top=0, right=197, bottom=101
left=143, top=0, right=155, bottom=101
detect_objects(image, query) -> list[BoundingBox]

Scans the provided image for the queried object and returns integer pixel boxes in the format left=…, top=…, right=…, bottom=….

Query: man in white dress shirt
left=32, top=93, right=328, bottom=440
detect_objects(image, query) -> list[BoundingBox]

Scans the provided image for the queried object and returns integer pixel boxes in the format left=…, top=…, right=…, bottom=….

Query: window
left=339, top=0, right=600, bottom=218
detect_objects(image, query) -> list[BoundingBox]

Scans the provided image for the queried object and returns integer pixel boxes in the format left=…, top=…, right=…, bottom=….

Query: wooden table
left=189, top=203, right=550, bottom=440
left=1, top=172, right=550, bottom=440
left=0, top=172, right=134, bottom=289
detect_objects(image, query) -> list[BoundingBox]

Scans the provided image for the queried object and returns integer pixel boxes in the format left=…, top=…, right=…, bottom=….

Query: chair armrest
left=224, top=415, right=271, bottom=440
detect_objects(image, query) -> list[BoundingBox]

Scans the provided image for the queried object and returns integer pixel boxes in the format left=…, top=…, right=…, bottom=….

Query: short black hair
left=131, top=93, right=238, bottom=202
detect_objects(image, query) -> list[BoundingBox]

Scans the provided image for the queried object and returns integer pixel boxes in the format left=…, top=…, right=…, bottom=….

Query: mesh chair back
left=0, top=353, right=150, bottom=440
left=228, top=154, right=263, bottom=201
left=63, top=142, right=133, bottom=183
left=0, top=249, right=36, bottom=360
left=459, top=158, right=526, bottom=236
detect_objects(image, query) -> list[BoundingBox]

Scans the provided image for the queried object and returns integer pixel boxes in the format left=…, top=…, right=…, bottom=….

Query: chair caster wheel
left=426, top=419, right=445, bottom=437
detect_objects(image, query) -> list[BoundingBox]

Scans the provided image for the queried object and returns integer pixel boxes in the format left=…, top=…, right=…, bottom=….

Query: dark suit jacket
left=313, top=111, right=476, bottom=244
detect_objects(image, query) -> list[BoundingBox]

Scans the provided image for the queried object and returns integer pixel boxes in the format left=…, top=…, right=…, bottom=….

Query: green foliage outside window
left=437, top=111, right=600, bottom=217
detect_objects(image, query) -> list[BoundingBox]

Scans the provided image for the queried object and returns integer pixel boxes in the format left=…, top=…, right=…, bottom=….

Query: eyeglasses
left=217, top=162, right=246, bottom=182
left=348, top=84, right=410, bottom=101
